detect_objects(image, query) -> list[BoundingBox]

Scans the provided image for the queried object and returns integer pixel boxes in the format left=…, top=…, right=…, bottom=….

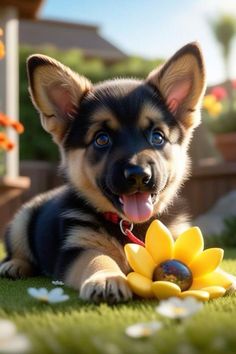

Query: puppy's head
left=27, top=43, right=206, bottom=223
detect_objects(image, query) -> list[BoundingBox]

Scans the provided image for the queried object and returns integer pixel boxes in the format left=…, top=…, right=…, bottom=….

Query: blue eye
left=94, top=132, right=111, bottom=148
left=151, top=130, right=165, bottom=147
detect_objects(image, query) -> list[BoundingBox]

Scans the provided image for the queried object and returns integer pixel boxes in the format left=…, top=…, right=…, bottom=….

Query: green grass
left=1, top=247, right=236, bottom=354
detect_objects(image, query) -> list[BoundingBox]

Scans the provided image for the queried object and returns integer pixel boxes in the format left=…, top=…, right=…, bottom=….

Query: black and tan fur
left=1, top=42, right=229, bottom=304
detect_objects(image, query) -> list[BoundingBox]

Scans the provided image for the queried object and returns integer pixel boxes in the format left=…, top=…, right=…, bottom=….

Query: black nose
left=124, top=165, right=152, bottom=188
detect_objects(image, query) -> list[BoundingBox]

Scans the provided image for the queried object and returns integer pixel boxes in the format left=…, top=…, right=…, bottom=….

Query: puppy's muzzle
left=124, top=164, right=152, bottom=190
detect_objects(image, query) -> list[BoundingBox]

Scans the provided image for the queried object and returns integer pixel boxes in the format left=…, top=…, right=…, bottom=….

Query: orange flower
left=0, top=132, right=7, bottom=143
left=0, top=40, right=5, bottom=59
left=0, top=135, right=15, bottom=151
left=10, top=121, right=24, bottom=134
left=0, top=28, right=3, bottom=36
left=5, top=140, right=15, bottom=151
left=0, top=140, right=7, bottom=151
left=0, top=113, right=11, bottom=127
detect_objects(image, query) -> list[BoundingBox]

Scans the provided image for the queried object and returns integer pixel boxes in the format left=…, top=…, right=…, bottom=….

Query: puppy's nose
left=124, top=165, right=152, bottom=188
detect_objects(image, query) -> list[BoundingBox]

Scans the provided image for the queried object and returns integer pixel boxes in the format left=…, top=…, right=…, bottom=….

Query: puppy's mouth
left=119, top=192, right=156, bottom=223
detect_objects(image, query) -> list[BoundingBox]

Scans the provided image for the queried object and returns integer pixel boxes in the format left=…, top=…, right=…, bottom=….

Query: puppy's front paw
left=0, top=259, right=33, bottom=279
left=80, top=271, right=132, bottom=304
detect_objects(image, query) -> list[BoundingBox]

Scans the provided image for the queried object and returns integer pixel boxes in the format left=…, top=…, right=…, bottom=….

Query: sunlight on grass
left=0, top=243, right=236, bottom=354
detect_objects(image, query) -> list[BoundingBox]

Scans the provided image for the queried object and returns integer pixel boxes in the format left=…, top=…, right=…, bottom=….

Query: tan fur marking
left=7, top=186, right=66, bottom=263
left=64, top=226, right=130, bottom=274
left=65, top=250, right=132, bottom=303
left=60, top=210, right=97, bottom=223
left=138, top=103, right=164, bottom=130
left=0, top=259, right=33, bottom=278
left=91, top=108, right=120, bottom=128
left=67, top=149, right=118, bottom=213
left=85, top=107, right=120, bottom=145
left=152, top=144, right=190, bottom=217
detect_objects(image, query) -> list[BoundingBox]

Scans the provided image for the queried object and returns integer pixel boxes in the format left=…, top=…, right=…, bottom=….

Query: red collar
left=102, top=212, right=145, bottom=246
left=103, top=212, right=129, bottom=226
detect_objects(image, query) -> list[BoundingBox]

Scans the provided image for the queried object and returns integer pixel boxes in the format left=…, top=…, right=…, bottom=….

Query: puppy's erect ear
left=27, top=55, right=92, bottom=144
left=146, top=42, right=206, bottom=129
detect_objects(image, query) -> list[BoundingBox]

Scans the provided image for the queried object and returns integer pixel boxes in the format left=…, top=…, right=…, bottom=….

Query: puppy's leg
left=217, top=268, right=236, bottom=295
left=65, top=250, right=132, bottom=304
left=0, top=206, right=35, bottom=279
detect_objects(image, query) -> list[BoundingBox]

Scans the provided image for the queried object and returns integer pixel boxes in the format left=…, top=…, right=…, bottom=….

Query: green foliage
left=19, top=46, right=163, bottom=161
left=205, top=216, right=236, bottom=248
left=210, top=14, right=236, bottom=79
left=210, top=15, right=236, bottom=58
left=204, top=109, right=236, bottom=134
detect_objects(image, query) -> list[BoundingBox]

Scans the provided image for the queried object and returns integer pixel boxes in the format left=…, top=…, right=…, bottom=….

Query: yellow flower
left=207, top=101, right=223, bottom=118
left=203, top=95, right=217, bottom=110
left=0, top=40, right=5, bottom=59
left=125, top=220, right=232, bottom=302
left=203, top=94, right=223, bottom=118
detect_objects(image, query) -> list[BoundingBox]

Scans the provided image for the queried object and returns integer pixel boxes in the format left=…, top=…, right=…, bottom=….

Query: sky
left=40, top=0, right=236, bottom=85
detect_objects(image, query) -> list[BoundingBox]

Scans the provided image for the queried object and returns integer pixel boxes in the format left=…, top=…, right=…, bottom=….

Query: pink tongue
left=122, top=193, right=153, bottom=223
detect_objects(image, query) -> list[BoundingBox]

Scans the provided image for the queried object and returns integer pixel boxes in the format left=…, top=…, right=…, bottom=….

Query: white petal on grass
left=27, top=287, right=69, bottom=304
left=0, top=320, right=30, bottom=354
left=0, top=334, right=30, bottom=353
left=0, top=320, right=16, bottom=340
left=125, top=321, right=162, bottom=338
left=52, top=280, right=64, bottom=286
left=28, top=287, right=48, bottom=299
left=156, top=296, right=203, bottom=319
left=49, top=294, right=69, bottom=303
left=49, top=288, right=64, bottom=297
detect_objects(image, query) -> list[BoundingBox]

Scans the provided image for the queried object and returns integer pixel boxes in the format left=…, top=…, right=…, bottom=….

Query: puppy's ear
left=146, top=42, right=206, bottom=129
left=27, top=55, right=92, bottom=144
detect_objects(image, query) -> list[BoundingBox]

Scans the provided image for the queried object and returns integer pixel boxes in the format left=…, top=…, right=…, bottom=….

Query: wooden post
left=0, top=6, right=19, bottom=178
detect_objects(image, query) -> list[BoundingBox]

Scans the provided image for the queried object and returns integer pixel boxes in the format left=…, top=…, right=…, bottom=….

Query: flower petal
left=125, top=321, right=162, bottom=338
left=201, top=286, right=226, bottom=299
left=49, top=287, right=64, bottom=297
left=52, top=280, right=64, bottom=286
left=189, top=248, right=224, bottom=277
left=0, top=320, right=16, bottom=340
left=191, top=270, right=232, bottom=290
left=27, top=287, right=48, bottom=298
left=152, top=281, right=181, bottom=299
left=156, top=296, right=203, bottom=318
left=174, top=227, right=204, bottom=265
left=145, top=220, right=174, bottom=264
left=179, top=290, right=209, bottom=302
left=49, top=295, right=69, bottom=303
left=124, top=244, right=156, bottom=278
left=0, top=334, right=30, bottom=353
left=127, top=272, right=153, bottom=298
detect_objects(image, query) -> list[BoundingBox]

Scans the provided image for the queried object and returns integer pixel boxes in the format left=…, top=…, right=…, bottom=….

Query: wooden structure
left=19, top=19, right=127, bottom=64
left=0, top=0, right=43, bottom=178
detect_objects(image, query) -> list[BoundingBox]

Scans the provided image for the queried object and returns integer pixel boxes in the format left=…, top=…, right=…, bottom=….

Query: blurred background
left=0, top=0, right=236, bottom=244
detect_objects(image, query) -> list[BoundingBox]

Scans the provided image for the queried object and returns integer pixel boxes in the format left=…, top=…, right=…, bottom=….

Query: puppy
left=0, top=43, right=208, bottom=303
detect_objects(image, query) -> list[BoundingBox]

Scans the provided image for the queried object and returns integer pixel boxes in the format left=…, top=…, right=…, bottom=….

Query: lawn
left=1, top=247, right=236, bottom=354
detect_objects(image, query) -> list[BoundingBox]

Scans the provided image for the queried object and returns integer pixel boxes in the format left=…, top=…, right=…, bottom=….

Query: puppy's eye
left=151, top=130, right=165, bottom=147
left=94, top=132, right=111, bottom=148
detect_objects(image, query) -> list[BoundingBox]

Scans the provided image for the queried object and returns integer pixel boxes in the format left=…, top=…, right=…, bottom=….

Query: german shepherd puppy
left=0, top=43, right=209, bottom=303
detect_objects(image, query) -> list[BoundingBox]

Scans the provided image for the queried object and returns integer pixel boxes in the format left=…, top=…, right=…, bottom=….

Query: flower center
left=152, top=259, right=193, bottom=291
